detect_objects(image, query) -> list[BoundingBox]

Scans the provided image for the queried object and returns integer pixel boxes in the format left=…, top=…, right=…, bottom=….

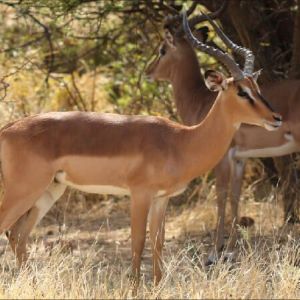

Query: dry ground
left=0, top=180, right=299, bottom=299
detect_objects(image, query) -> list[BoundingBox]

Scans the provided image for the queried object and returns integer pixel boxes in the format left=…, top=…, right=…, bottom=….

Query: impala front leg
left=130, top=189, right=153, bottom=291
left=149, top=197, right=169, bottom=285
left=208, top=153, right=231, bottom=265
left=227, top=155, right=246, bottom=254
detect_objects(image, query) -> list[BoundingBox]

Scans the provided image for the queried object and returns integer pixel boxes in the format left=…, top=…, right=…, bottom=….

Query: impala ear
left=204, top=70, right=228, bottom=92
left=253, top=69, right=262, bottom=81
left=164, top=29, right=176, bottom=49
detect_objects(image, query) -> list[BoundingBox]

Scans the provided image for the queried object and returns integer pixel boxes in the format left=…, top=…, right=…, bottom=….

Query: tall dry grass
left=0, top=180, right=299, bottom=299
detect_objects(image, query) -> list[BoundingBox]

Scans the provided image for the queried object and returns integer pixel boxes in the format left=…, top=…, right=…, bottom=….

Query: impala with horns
left=0, top=12, right=281, bottom=287
left=146, top=7, right=300, bottom=264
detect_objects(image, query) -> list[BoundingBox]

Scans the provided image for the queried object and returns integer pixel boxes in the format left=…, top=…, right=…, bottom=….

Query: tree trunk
left=290, top=0, right=300, bottom=79
left=225, top=0, right=274, bottom=81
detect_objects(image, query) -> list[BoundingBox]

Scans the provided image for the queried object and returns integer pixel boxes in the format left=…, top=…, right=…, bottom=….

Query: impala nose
left=273, top=113, right=282, bottom=122
left=270, top=113, right=282, bottom=129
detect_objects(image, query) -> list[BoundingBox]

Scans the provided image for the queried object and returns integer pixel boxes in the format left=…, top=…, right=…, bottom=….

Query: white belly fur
left=55, top=171, right=130, bottom=195
left=55, top=171, right=187, bottom=198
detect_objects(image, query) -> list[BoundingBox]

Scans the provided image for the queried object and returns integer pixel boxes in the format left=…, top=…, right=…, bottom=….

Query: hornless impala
left=146, top=11, right=300, bottom=263
left=0, top=13, right=280, bottom=285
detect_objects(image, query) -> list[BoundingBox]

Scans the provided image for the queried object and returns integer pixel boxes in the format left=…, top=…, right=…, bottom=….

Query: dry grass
left=0, top=181, right=299, bottom=299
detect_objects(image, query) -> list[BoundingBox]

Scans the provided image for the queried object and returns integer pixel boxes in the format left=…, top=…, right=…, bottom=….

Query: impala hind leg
left=208, top=154, right=231, bottom=265
left=7, top=182, right=66, bottom=266
left=7, top=207, right=39, bottom=266
left=0, top=166, right=55, bottom=235
left=149, top=197, right=169, bottom=285
left=0, top=191, right=47, bottom=234
left=130, top=189, right=153, bottom=290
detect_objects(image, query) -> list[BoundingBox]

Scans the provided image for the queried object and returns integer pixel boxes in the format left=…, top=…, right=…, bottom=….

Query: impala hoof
left=205, top=252, right=218, bottom=266
left=239, top=216, right=255, bottom=227
left=205, top=251, right=236, bottom=266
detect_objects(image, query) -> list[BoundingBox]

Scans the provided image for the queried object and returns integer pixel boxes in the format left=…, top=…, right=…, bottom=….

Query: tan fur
left=0, top=77, right=278, bottom=284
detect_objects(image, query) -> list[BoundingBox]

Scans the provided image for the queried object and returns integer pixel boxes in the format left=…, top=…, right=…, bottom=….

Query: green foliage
left=0, top=0, right=181, bottom=119
left=0, top=0, right=297, bottom=119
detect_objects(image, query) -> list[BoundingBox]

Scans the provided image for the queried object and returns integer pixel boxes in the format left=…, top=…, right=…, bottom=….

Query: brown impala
left=146, top=9, right=300, bottom=264
left=0, top=13, right=280, bottom=286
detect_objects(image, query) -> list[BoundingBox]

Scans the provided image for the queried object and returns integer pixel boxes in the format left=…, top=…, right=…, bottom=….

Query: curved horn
left=202, top=12, right=255, bottom=76
left=182, top=11, right=244, bottom=81
left=163, top=2, right=198, bottom=31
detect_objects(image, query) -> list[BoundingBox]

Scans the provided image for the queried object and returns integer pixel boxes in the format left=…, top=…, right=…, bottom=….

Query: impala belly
left=55, top=171, right=187, bottom=198
left=54, top=156, right=187, bottom=198
left=55, top=171, right=130, bottom=195
left=64, top=182, right=130, bottom=196
left=56, top=155, right=142, bottom=186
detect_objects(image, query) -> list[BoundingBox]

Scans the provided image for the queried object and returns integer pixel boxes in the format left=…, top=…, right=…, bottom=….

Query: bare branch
left=0, top=60, right=32, bottom=101
left=25, top=12, right=54, bottom=83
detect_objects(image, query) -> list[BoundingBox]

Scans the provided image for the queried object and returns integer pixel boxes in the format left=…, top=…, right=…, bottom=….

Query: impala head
left=145, top=4, right=220, bottom=83
left=145, top=27, right=206, bottom=82
left=204, top=69, right=282, bottom=130
left=182, top=12, right=282, bottom=131
left=146, top=1, right=227, bottom=83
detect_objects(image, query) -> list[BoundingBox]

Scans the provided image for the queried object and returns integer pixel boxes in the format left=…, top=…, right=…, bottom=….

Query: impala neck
left=182, top=93, right=238, bottom=180
left=171, top=62, right=214, bottom=126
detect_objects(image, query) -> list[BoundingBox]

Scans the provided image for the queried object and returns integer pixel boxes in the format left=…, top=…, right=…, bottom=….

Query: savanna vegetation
left=0, top=0, right=300, bottom=298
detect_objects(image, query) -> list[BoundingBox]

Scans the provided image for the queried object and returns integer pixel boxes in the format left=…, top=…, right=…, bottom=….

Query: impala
left=146, top=10, right=300, bottom=264
left=0, top=13, right=281, bottom=286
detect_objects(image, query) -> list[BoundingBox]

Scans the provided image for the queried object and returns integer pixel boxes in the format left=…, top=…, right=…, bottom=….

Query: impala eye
left=159, top=47, right=166, bottom=56
left=237, top=86, right=249, bottom=98
left=237, top=90, right=248, bottom=98
left=237, top=85, right=255, bottom=105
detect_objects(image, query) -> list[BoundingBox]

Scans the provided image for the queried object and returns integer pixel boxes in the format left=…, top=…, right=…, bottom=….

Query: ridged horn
left=202, top=11, right=255, bottom=76
left=182, top=11, right=244, bottom=81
